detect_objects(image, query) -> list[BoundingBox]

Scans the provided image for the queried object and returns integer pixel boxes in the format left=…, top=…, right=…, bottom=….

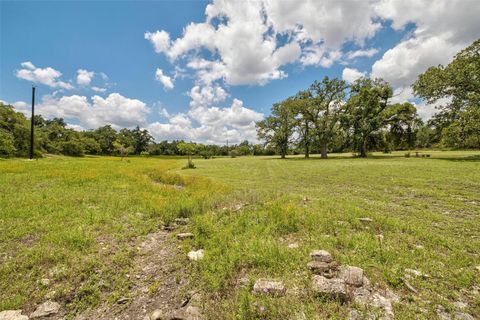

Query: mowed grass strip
left=0, top=156, right=229, bottom=312
left=179, top=151, right=480, bottom=319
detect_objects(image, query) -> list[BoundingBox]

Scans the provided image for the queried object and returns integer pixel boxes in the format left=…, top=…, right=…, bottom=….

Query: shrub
left=81, top=137, right=101, bottom=155
left=183, top=158, right=196, bottom=169
left=0, top=130, right=16, bottom=157
left=60, top=140, right=85, bottom=157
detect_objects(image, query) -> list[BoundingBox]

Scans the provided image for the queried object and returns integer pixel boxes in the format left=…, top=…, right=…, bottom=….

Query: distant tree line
left=256, top=39, right=480, bottom=158
left=0, top=104, right=274, bottom=158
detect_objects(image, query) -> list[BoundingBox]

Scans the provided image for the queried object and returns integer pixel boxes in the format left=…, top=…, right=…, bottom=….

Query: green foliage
left=0, top=130, right=16, bottom=157
left=178, top=142, right=197, bottom=168
left=0, top=103, right=31, bottom=156
left=441, top=105, right=480, bottom=149
left=413, top=38, right=480, bottom=140
left=92, top=125, right=118, bottom=154
left=59, top=140, right=85, bottom=157
left=256, top=100, right=295, bottom=158
left=343, top=78, right=393, bottom=157
left=177, top=141, right=197, bottom=156
left=413, top=39, right=480, bottom=113
left=113, top=141, right=134, bottom=159
left=80, top=136, right=101, bottom=154
left=301, top=76, right=347, bottom=158
left=384, top=103, right=423, bottom=150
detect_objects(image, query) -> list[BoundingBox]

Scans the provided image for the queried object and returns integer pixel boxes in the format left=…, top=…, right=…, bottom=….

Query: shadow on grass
left=432, top=155, right=480, bottom=162
left=261, top=154, right=480, bottom=162
left=261, top=154, right=406, bottom=161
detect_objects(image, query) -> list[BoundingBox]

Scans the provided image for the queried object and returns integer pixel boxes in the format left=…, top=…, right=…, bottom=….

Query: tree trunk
left=360, top=137, right=368, bottom=158
left=320, top=142, right=328, bottom=159
left=281, top=153, right=286, bottom=159
left=305, top=123, right=310, bottom=159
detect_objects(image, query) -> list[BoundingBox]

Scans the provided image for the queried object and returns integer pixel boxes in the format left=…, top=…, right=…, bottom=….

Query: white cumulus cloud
left=147, top=97, right=263, bottom=144
left=76, top=69, right=94, bottom=86
left=16, top=61, right=73, bottom=89
left=342, top=68, right=366, bottom=83
left=13, top=93, right=150, bottom=130
left=145, top=0, right=382, bottom=86
left=155, top=68, right=174, bottom=89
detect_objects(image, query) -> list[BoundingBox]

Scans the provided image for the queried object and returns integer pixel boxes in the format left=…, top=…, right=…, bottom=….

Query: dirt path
left=76, top=228, right=202, bottom=320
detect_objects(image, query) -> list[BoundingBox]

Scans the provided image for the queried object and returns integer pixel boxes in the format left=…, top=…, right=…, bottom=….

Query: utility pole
left=29, top=86, right=36, bottom=159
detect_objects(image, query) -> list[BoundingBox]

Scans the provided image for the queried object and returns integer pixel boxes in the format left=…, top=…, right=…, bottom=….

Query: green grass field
left=1, top=151, right=479, bottom=319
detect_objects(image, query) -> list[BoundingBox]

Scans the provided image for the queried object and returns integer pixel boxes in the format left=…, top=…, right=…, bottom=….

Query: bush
left=182, top=158, right=196, bottom=169
left=60, top=140, right=85, bottom=157
left=0, top=130, right=16, bottom=157
left=81, top=137, right=101, bottom=155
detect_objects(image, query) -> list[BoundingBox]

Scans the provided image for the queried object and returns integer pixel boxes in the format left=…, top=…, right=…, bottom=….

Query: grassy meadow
left=1, top=151, right=479, bottom=319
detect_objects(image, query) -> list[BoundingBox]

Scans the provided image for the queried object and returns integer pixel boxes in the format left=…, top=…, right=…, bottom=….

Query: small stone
left=370, top=292, right=395, bottom=320
left=177, top=233, right=194, bottom=240
left=30, top=301, right=60, bottom=318
left=40, top=278, right=50, bottom=286
left=236, top=273, right=249, bottom=288
left=339, top=266, right=364, bottom=287
left=352, top=286, right=371, bottom=305
left=311, top=275, right=347, bottom=302
left=453, top=301, right=468, bottom=310
left=359, top=217, right=373, bottom=223
left=150, top=309, right=163, bottom=320
left=253, top=279, right=286, bottom=296
left=415, top=244, right=424, bottom=249
left=286, top=287, right=303, bottom=296
left=384, top=288, right=400, bottom=303
left=348, top=308, right=360, bottom=320
left=475, top=266, right=480, bottom=272
left=287, top=243, right=299, bottom=249
left=116, top=297, right=130, bottom=304
left=0, top=310, right=29, bottom=320
left=188, top=291, right=203, bottom=306
left=185, top=306, right=202, bottom=319
left=436, top=305, right=450, bottom=320
left=405, top=268, right=429, bottom=278
left=310, top=250, right=333, bottom=263
left=403, top=279, right=419, bottom=294
left=175, top=218, right=189, bottom=225
left=307, top=261, right=338, bottom=278
left=187, top=249, right=204, bottom=261
left=163, top=225, right=175, bottom=231
left=169, top=306, right=203, bottom=320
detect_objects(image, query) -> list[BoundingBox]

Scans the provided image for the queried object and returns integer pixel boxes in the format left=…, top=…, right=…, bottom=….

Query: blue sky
left=1, top=0, right=478, bottom=144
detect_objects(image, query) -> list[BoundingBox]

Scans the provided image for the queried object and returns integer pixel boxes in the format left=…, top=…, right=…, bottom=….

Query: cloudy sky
left=1, top=0, right=479, bottom=144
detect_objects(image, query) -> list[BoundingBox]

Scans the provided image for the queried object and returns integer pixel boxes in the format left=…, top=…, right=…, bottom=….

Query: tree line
left=0, top=105, right=274, bottom=158
left=256, top=39, right=480, bottom=158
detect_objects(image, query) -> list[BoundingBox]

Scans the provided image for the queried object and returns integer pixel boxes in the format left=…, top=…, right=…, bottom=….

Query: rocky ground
left=1, top=219, right=477, bottom=320
left=0, top=218, right=205, bottom=320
